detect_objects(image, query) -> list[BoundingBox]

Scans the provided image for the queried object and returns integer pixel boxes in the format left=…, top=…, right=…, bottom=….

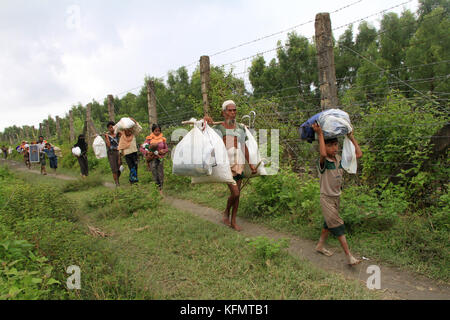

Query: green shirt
left=318, top=155, right=343, bottom=197
left=213, top=123, right=248, bottom=144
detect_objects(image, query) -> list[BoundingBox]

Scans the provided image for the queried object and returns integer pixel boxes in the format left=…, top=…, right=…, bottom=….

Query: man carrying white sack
left=204, top=100, right=257, bottom=231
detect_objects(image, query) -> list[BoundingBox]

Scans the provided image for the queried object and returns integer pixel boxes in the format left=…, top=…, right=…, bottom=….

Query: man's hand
left=249, top=164, right=258, bottom=175
left=312, top=122, right=323, bottom=135
left=203, top=115, right=214, bottom=125
left=347, top=129, right=355, bottom=140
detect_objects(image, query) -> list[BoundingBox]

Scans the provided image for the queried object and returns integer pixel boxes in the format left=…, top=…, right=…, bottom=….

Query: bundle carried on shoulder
left=172, top=119, right=235, bottom=184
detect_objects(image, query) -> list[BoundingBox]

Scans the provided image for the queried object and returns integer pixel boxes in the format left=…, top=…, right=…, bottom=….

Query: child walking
left=43, top=143, right=58, bottom=173
left=312, top=122, right=363, bottom=266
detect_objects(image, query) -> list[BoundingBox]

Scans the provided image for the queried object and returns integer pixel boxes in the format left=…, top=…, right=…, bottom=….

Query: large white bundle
left=72, top=146, right=81, bottom=157
left=318, top=109, right=352, bottom=139
left=341, top=136, right=357, bottom=174
left=172, top=125, right=213, bottom=176
left=243, top=127, right=268, bottom=178
left=191, top=122, right=235, bottom=185
left=92, top=135, right=107, bottom=159
left=113, top=117, right=136, bottom=134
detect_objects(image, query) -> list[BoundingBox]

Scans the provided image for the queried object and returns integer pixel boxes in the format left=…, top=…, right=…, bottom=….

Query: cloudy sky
left=0, top=0, right=419, bottom=131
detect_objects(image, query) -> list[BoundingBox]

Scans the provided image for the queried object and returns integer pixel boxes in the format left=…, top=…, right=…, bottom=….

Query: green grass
left=5, top=158, right=448, bottom=285
left=162, top=173, right=450, bottom=283
left=90, top=202, right=379, bottom=299
left=0, top=163, right=380, bottom=299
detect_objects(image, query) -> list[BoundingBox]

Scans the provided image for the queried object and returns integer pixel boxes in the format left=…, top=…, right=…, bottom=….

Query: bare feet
left=230, top=223, right=242, bottom=232
left=222, top=212, right=231, bottom=226
left=347, top=255, right=362, bottom=266
left=315, top=246, right=334, bottom=257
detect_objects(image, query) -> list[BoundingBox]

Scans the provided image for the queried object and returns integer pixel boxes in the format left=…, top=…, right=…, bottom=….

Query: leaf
left=8, top=286, right=22, bottom=297
left=32, top=278, right=43, bottom=284
left=46, top=278, right=60, bottom=285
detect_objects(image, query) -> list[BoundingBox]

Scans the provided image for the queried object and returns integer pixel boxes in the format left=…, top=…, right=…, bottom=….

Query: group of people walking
left=72, top=119, right=168, bottom=194
left=11, top=99, right=364, bottom=266
left=17, top=136, right=58, bottom=174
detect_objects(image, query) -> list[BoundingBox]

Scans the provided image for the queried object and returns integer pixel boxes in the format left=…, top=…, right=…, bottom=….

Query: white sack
left=113, top=117, right=137, bottom=134
left=172, top=125, right=213, bottom=176
left=72, top=147, right=81, bottom=157
left=341, top=136, right=357, bottom=174
left=92, top=135, right=107, bottom=159
left=318, top=109, right=352, bottom=139
left=191, top=122, right=235, bottom=185
left=243, top=127, right=268, bottom=178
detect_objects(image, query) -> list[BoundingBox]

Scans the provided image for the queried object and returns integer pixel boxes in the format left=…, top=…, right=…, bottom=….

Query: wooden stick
left=181, top=120, right=222, bottom=125
left=240, top=161, right=262, bottom=191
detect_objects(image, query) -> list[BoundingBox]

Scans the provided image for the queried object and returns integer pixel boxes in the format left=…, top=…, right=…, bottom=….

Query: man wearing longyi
left=204, top=100, right=257, bottom=231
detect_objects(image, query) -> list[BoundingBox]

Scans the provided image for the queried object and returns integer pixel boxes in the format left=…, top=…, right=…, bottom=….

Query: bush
left=340, top=185, right=405, bottom=232
left=359, top=93, right=447, bottom=207
left=240, top=170, right=313, bottom=218
left=430, top=190, right=450, bottom=231
left=247, top=236, right=289, bottom=262
left=0, top=181, right=77, bottom=227
left=62, top=175, right=104, bottom=193
left=0, top=237, right=64, bottom=299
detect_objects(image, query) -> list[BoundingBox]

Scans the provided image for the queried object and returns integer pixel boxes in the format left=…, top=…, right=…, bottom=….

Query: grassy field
left=10, top=155, right=449, bottom=283
left=0, top=164, right=380, bottom=299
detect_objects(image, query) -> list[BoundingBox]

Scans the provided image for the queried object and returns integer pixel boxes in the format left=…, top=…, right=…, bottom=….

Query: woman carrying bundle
left=118, top=118, right=141, bottom=184
left=74, top=134, right=88, bottom=177
left=144, top=124, right=169, bottom=194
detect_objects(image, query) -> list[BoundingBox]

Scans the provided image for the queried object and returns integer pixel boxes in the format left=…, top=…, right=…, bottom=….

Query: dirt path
left=3, top=159, right=449, bottom=300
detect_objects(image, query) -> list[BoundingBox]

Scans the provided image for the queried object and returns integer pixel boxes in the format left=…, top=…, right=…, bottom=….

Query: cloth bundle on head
left=222, top=100, right=236, bottom=111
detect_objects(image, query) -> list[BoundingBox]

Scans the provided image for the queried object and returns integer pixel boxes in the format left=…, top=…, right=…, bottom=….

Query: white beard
left=225, top=119, right=236, bottom=126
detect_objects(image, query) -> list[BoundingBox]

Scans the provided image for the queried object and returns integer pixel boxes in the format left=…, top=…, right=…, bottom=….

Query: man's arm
left=312, top=123, right=327, bottom=166
left=348, top=131, right=363, bottom=159
left=104, top=133, right=111, bottom=148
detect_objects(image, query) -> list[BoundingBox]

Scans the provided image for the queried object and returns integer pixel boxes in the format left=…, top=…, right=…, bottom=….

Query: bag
left=341, top=136, right=357, bottom=174
left=113, top=117, right=139, bottom=134
left=72, top=146, right=81, bottom=157
left=191, top=123, right=235, bottom=185
left=318, top=108, right=352, bottom=139
left=172, top=124, right=213, bottom=176
left=92, top=135, right=107, bottom=159
left=242, top=127, right=268, bottom=178
left=299, top=112, right=323, bottom=143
